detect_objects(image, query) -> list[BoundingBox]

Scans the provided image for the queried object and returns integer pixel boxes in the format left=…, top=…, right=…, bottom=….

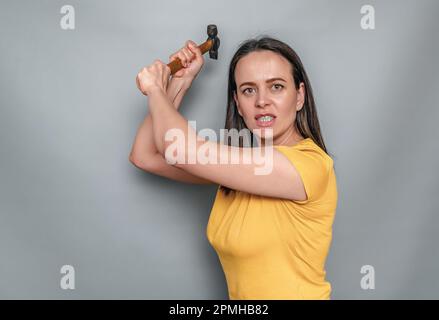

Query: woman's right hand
left=169, top=40, right=204, bottom=81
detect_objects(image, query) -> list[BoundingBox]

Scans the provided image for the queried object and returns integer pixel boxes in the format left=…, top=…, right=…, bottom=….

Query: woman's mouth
left=255, top=115, right=275, bottom=127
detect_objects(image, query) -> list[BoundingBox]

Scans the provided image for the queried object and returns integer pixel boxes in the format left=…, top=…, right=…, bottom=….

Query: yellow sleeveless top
left=206, top=138, right=338, bottom=300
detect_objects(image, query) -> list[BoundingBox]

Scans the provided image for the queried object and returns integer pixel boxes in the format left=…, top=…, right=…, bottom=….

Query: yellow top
left=206, top=138, right=338, bottom=300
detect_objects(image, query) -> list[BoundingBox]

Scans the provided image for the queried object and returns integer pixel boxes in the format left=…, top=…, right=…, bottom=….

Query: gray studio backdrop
left=1, top=0, right=438, bottom=299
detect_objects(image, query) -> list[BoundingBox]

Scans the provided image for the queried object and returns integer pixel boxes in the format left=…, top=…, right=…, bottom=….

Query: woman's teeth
left=259, top=116, right=273, bottom=122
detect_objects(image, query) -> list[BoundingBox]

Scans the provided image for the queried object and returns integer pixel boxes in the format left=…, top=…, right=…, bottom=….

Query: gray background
left=1, top=0, right=438, bottom=299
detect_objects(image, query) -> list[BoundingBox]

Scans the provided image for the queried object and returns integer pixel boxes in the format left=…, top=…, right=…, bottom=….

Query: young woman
left=130, top=37, right=338, bottom=300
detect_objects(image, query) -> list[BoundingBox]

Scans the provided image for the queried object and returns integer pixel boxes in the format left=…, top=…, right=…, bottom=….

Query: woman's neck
left=264, top=128, right=303, bottom=147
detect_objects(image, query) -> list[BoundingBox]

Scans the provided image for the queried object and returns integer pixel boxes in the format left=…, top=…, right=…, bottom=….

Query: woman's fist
left=169, top=40, right=204, bottom=80
left=136, top=59, right=171, bottom=96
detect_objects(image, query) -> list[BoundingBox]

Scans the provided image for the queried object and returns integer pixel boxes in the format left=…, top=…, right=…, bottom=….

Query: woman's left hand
left=136, top=59, right=171, bottom=96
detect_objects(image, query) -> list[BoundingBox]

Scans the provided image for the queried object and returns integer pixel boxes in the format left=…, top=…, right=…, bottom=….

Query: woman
left=130, top=36, right=338, bottom=300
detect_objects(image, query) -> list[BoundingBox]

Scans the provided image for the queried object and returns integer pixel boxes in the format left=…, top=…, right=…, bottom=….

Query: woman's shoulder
left=275, top=138, right=333, bottom=167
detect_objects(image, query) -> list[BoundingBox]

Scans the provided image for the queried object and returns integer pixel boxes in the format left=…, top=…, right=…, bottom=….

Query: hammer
left=167, top=24, right=220, bottom=75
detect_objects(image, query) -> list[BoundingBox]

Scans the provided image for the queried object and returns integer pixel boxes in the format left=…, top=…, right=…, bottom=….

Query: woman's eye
left=242, top=84, right=283, bottom=94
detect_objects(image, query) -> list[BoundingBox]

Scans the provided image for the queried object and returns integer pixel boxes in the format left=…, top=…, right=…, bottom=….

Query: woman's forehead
left=235, top=51, right=292, bottom=82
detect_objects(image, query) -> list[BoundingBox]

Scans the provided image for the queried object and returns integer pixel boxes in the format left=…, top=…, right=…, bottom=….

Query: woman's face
left=233, top=50, right=305, bottom=146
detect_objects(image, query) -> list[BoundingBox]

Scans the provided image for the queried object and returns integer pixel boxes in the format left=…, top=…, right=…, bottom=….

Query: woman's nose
left=256, top=89, right=270, bottom=108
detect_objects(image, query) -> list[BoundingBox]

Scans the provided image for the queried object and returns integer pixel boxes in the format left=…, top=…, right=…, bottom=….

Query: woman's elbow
left=129, top=153, right=156, bottom=172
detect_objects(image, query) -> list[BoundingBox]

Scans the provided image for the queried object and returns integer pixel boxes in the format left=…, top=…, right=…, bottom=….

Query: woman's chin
left=252, top=127, right=275, bottom=143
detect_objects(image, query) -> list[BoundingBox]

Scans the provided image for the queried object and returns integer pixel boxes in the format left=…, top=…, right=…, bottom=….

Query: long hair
left=220, top=36, right=332, bottom=196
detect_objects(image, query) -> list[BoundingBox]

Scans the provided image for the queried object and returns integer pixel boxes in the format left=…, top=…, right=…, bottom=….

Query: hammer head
left=207, top=24, right=220, bottom=60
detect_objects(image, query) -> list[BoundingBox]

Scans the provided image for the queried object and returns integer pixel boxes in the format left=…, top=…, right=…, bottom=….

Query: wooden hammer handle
left=167, top=39, right=213, bottom=75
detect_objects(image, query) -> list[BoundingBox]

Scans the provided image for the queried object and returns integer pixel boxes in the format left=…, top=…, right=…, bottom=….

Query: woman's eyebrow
left=238, top=77, right=287, bottom=88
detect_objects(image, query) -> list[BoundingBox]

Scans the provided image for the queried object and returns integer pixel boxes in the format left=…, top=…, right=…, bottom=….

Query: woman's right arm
left=129, top=76, right=213, bottom=184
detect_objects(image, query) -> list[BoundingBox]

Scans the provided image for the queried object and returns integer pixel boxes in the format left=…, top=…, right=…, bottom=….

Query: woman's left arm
left=137, top=60, right=309, bottom=201
left=147, top=87, right=311, bottom=201
left=147, top=87, right=200, bottom=158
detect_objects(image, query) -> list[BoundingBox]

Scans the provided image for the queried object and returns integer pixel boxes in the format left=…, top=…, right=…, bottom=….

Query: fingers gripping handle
left=167, top=39, right=214, bottom=75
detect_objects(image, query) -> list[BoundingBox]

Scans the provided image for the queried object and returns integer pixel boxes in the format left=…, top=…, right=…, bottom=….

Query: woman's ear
left=296, top=82, right=305, bottom=111
left=234, top=91, right=243, bottom=117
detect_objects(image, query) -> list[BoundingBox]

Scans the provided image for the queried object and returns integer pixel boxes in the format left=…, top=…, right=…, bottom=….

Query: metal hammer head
left=207, top=24, right=220, bottom=60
